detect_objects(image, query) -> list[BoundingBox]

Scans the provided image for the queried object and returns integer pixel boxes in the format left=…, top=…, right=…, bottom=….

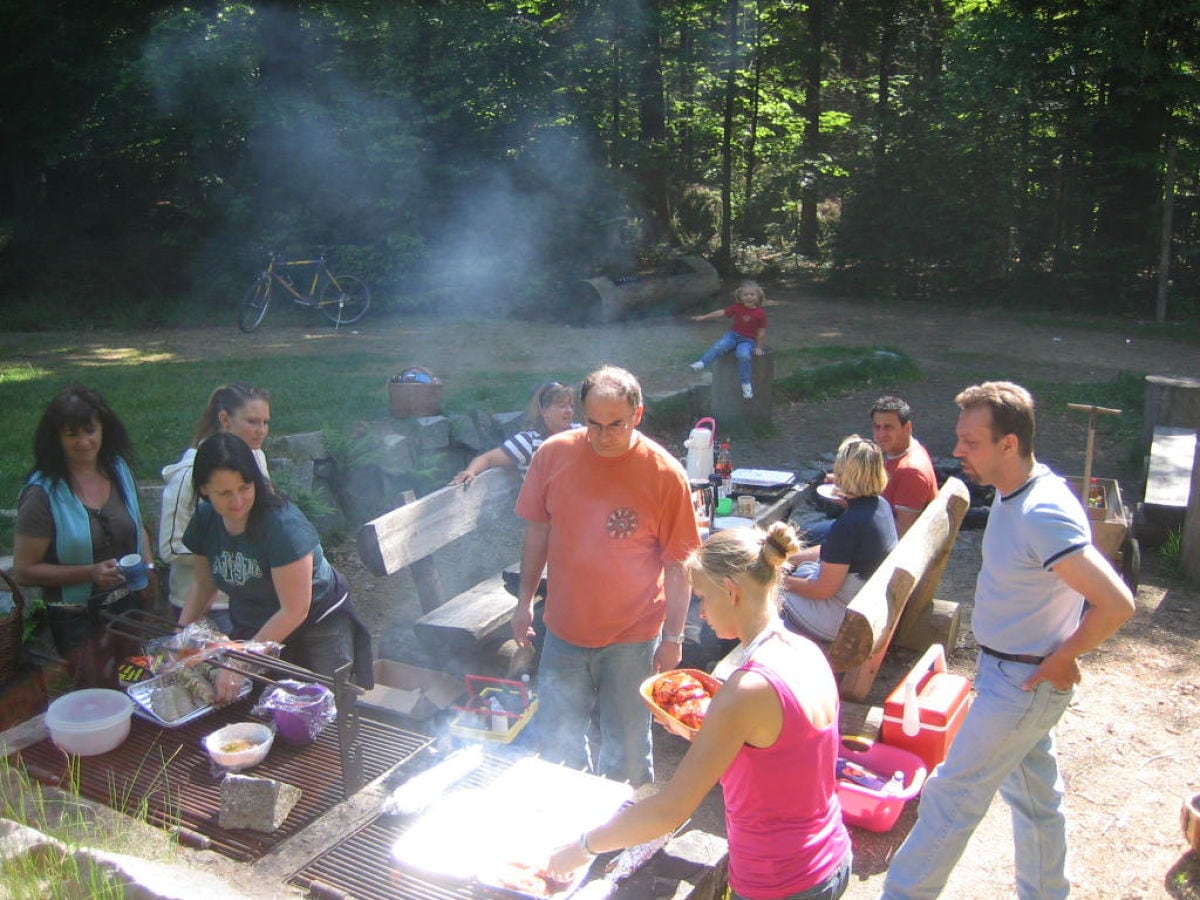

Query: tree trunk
left=743, top=18, right=761, bottom=203
left=717, top=0, right=740, bottom=275
left=635, top=0, right=672, bottom=242
left=1156, top=140, right=1177, bottom=323
left=798, top=0, right=824, bottom=257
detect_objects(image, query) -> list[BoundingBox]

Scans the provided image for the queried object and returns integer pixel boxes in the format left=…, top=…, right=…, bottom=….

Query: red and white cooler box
left=882, top=644, right=971, bottom=772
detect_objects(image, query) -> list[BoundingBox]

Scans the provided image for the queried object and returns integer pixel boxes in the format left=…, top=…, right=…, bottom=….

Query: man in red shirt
left=872, top=395, right=939, bottom=536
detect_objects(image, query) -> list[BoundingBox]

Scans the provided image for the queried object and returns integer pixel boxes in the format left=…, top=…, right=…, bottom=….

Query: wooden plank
left=894, top=598, right=962, bottom=656
left=828, top=568, right=914, bottom=673
left=1183, top=438, right=1200, bottom=584
left=753, top=485, right=806, bottom=529
left=356, top=468, right=520, bottom=577
left=838, top=702, right=883, bottom=742
left=824, top=478, right=969, bottom=701
left=895, top=477, right=970, bottom=630
left=413, top=573, right=517, bottom=653
left=1145, top=426, right=1196, bottom=509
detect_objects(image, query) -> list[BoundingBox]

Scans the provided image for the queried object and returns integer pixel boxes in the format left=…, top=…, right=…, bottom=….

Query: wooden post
left=1143, top=375, right=1200, bottom=451
left=711, top=350, right=774, bottom=427
left=1183, top=437, right=1200, bottom=586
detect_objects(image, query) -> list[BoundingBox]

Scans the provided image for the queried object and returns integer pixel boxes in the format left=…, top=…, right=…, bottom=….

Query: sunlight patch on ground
left=0, top=362, right=51, bottom=383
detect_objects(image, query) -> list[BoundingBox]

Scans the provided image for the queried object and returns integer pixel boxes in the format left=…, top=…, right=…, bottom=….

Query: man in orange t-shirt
left=514, top=366, right=701, bottom=786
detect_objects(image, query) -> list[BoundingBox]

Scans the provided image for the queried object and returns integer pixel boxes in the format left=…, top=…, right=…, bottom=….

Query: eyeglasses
left=586, top=419, right=633, bottom=437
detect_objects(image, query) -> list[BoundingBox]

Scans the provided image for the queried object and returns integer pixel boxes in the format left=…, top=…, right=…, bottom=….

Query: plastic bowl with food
left=203, top=722, right=275, bottom=772
left=639, top=668, right=721, bottom=740
left=45, top=688, right=134, bottom=756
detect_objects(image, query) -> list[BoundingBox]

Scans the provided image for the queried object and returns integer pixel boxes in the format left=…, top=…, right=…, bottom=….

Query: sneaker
left=689, top=361, right=705, bottom=372
left=741, top=383, right=754, bottom=399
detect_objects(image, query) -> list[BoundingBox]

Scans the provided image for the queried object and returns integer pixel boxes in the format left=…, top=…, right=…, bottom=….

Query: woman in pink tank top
left=549, top=522, right=851, bottom=899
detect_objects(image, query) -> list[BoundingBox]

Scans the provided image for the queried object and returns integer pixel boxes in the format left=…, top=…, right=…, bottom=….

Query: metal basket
left=388, top=366, right=443, bottom=418
left=0, top=569, right=27, bottom=683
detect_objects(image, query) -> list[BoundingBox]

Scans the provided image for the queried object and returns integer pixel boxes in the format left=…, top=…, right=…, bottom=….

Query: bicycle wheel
left=319, top=274, right=370, bottom=326
left=238, top=277, right=272, bottom=332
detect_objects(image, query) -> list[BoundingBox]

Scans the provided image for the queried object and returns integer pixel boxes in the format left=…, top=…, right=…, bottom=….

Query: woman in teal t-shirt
left=180, top=432, right=372, bottom=700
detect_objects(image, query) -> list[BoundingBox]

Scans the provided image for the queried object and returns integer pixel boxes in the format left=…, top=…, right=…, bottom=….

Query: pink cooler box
left=836, top=740, right=927, bottom=833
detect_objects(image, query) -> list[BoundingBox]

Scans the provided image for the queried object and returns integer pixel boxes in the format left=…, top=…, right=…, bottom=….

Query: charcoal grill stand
left=105, top=609, right=368, bottom=797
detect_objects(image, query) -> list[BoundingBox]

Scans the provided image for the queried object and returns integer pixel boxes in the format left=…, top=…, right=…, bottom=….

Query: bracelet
left=145, top=564, right=156, bottom=570
left=661, top=632, right=685, bottom=645
left=579, top=832, right=596, bottom=858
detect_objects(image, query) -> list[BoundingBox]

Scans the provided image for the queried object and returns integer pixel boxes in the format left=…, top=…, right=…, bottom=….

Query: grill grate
left=288, top=754, right=517, bottom=899
left=12, top=700, right=431, bottom=863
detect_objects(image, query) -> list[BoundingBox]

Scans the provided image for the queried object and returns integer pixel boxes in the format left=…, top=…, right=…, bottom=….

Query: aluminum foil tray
left=127, top=670, right=252, bottom=728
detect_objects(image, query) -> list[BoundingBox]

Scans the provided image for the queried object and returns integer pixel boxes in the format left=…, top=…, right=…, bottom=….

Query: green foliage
left=1, top=0, right=1198, bottom=319
left=774, top=349, right=920, bottom=403
left=1158, top=528, right=1184, bottom=579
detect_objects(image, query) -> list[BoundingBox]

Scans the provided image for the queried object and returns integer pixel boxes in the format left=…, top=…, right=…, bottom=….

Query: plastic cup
left=118, top=554, right=148, bottom=591
left=271, top=683, right=334, bottom=745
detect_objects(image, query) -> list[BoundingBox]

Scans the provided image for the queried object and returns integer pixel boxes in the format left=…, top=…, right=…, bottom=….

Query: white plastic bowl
left=203, top=722, right=274, bottom=772
left=44, top=689, right=133, bottom=756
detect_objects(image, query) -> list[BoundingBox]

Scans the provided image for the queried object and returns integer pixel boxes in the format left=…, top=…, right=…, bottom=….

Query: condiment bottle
left=884, top=771, right=906, bottom=795
left=715, top=442, right=733, bottom=488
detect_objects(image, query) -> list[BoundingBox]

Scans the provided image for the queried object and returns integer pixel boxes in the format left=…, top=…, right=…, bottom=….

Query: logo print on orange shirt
left=607, top=507, right=638, bottom=539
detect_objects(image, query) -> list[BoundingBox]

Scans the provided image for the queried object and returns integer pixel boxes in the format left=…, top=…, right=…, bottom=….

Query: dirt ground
left=7, top=286, right=1200, bottom=897
left=337, top=289, right=1200, bottom=900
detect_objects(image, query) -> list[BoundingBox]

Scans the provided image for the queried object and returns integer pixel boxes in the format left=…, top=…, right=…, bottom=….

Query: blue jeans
left=731, top=852, right=852, bottom=899
left=700, top=330, right=756, bottom=385
left=536, top=631, right=656, bottom=786
left=882, top=653, right=1073, bottom=900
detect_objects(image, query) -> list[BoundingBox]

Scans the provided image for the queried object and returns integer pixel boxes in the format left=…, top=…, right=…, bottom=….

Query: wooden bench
left=356, top=468, right=527, bottom=669
left=825, top=476, right=971, bottom=703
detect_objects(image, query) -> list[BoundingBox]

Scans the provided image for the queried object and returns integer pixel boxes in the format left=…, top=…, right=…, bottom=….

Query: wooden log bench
left=826, top=476, right=971, bottom=704
left=356, top=468, right=531, bottom=674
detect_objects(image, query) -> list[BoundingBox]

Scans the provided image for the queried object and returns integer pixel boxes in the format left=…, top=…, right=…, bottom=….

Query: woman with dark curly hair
left=14, top=384, right=157, bottom=687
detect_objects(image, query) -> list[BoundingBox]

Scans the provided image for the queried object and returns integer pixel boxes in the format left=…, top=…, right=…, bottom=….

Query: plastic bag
left=144, top=621, right=282, bottom=674
left=253, top=680, right=336, bottom=745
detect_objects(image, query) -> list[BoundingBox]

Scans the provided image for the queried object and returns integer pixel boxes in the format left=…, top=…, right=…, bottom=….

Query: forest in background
left=1, top=0, right=1197, bottom=328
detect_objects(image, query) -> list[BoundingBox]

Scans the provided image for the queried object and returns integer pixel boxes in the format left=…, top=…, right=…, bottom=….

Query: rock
left=270, top=431, right=329, bottom=462
left=413, top=416, right=451, bottom=451
left=219, top=775, right=301, bottom=833
left=448, top=414, right=491, bottom=453
left=492, top=411, right=525, bottom=439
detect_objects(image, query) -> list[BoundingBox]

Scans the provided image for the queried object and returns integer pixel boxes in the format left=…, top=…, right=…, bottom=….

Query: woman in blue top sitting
left=178, top=432, right=373, bottom=701
left=782, top=435, right=898, bottom=641
left=14, top=384, right=157, bottom=688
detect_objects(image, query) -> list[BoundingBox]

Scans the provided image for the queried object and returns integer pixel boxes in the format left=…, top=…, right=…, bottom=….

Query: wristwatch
left=661, top=632, right=685, bottom=645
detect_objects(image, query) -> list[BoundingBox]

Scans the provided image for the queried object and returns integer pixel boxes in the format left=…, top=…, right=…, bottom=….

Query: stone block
left=270, top=431, right=329, bottom=462
left=271, top=457, right=315, bottom=493
left=219, top=774, right=301, bottom=832
left=492, top=411, right=526, bottom=440
left=378, top=433, right=417, bottom=472
left=414, top=416, right=451, bottom=451
left=448, top=414, right=491, bottom=453
left=656, top=829, right=729, bottom=880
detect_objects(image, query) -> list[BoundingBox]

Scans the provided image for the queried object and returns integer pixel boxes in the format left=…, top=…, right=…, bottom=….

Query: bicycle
left=238, top=252, right=370, bottom=333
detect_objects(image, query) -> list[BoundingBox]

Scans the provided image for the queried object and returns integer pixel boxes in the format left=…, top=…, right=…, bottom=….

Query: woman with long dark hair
left=179, top=432, right=373, bottom=699
left=14, top=384, right=157, bottom=687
